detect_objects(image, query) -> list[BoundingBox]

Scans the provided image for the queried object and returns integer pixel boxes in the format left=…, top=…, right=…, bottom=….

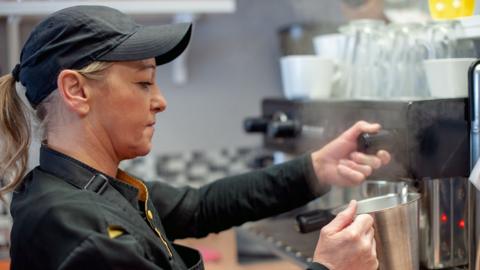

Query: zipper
left=116, top=170, right=174, bottom=260
left=155, top=227, right=173, bottom=258
left=137, top=180, right=174, bottom=259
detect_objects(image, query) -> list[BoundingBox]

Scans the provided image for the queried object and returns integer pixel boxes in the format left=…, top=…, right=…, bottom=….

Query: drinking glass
left=339, top=19, right=386, bottom=99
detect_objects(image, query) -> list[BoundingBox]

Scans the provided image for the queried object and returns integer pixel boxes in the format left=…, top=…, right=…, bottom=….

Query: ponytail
left=0, top=74, right=31, bottom=195
left=0, top=61, right=112, bottom=196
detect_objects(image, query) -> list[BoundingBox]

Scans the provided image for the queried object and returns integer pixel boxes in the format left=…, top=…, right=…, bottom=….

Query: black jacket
left=10, top=146, right=330, bottom=269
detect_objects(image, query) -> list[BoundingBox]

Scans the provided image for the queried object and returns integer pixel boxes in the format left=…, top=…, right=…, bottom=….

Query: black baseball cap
left=11, top=5, right=192, bottom=107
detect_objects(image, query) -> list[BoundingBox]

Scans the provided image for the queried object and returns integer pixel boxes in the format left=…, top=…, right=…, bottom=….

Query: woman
left=0, top=5, right=390, bottom=270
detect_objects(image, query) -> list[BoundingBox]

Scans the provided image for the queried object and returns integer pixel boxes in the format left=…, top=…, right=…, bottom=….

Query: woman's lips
left=146, top=122, right=155, bottom=133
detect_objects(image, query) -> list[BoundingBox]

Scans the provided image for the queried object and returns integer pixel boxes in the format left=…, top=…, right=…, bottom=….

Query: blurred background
left=1, top=1, right=479, bottom=269
left=0, top=0, right=433, bottom=156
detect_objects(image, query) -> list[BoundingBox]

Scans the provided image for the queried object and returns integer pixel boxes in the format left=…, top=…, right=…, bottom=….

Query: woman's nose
left=151, top=86, right=167, bottom=113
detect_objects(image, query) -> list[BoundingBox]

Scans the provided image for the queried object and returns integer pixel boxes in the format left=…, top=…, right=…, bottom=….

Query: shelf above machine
left=0, top=0, right=236, bottom=85
left=457, top=15, right=480, bottom=39
left=0, top=0, right=235, bottom=16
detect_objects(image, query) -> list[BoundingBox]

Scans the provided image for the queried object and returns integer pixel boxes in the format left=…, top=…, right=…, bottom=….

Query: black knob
left=357, top=130, right=395, bottom=155
left=244, top=117, right=269, bottom=133
left=267, top=120, right=302, bottom=138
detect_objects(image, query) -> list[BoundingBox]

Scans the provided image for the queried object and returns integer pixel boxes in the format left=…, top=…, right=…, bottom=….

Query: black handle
left=357, top=130, right=396, bottom=155
left=267, top=120, right=302, bottom=138
left=296, top=209, right=336, bottom=234
left=244, top=117, right=269, bottom=133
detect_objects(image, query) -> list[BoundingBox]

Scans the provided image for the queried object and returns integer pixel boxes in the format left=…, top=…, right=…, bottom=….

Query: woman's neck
left=46, top=123, right=120, bottom=178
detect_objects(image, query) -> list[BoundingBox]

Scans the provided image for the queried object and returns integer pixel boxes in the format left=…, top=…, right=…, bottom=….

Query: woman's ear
left=57, top=70, right=90, bottom=116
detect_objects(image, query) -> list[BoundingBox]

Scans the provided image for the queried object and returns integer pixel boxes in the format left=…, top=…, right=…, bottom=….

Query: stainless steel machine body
left=245, top=98, right=470, bottom=269
left=468, top=59, right=480, bottom=270
left=421, top=178, right=468, bottom=268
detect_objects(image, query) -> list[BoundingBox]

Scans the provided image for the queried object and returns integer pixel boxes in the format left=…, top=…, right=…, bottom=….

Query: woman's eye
left=137, top=82, right=153, bottom=90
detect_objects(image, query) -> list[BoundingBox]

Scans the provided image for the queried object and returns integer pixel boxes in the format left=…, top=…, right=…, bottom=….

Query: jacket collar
left=39, top=145, right=139, bottom=206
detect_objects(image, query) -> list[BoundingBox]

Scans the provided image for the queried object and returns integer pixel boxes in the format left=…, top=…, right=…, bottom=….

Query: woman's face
left=88, top=58, right=166, bottom=160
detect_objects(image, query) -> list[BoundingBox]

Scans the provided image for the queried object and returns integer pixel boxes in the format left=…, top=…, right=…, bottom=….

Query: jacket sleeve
left=306, top=262, right=330, bottom=270
left=147, top=154, right=331, bottom=239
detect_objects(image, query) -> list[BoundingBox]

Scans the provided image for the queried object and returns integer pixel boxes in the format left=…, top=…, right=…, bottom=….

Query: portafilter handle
left=357, top=130, right=395, bottom=155
left=243, top=117, right=269, bottom=133
left=267, top=120, right=302, bottom=138
left=243, top=117, right=302, bottom=138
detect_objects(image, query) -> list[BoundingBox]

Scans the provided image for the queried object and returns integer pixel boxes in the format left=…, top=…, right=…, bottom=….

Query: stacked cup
left=280, top=55, right=338, bottom=100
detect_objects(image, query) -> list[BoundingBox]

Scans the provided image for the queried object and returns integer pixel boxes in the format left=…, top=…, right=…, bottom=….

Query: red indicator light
left=441, top=213, right=448, bottom=223
left=459, top=220, right=465, bottom=229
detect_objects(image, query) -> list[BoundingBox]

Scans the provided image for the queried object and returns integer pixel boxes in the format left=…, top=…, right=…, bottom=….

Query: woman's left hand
left=311, top=121, right=391, bottom=187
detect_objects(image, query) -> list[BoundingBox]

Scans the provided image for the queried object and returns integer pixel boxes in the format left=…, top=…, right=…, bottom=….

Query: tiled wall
left=120, top=146, right=269, bottom=187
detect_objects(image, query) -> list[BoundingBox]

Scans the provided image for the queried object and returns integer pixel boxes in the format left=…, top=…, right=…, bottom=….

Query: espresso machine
left=244, top=97, right=470, bottom=269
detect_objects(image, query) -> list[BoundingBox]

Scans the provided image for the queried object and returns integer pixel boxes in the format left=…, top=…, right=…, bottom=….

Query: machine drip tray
left=240, top=217, right=319, bottom=268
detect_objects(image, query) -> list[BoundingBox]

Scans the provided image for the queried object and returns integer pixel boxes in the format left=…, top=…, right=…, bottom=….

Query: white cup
left=313, top=33, right=346, bottom=61
left=423, top=58, right=477, bottom=98
left=313, top=34, right=347, bottom=98
left=280, top=55, right=336, bottom=100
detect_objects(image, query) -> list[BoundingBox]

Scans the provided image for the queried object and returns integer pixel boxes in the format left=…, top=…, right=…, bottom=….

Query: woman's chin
left=125, top=143, right=152, bottom=159
left=137, top=144, right=152, bottom=157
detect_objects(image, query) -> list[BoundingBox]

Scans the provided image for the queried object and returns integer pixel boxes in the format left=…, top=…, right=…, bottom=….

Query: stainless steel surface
left=469, top=60, right=480, bottom=270
left=316, top=192, right=421, bottom=269
left=322, top=193, right=421, bottom=269
left=367, top=193, right=420, bottom=270
left=305, top=180, right=411, bottom=211
left=246, top=191, right=421, bottom=270
left=245, top=181, right=416, bottom=264
left=333, top=193, right=417, bottom=214
left=420, top=178, right=468, bottom=269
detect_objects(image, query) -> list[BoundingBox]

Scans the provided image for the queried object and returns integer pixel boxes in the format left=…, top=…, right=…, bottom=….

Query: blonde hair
left=0, top=61, right=112, bottom=195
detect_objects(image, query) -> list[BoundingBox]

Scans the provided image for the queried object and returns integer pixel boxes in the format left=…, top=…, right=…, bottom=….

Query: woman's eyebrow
left=136, top=64, right=156, bottom=71
left=134, top=63, right=156, bottom=80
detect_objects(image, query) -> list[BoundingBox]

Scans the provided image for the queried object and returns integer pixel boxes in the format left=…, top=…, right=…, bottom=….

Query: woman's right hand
left=312, top=200, right=378, bottom=270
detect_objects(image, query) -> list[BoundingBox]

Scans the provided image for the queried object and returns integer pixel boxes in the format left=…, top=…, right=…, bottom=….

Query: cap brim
left=98, top=22, right=192, bottom=65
